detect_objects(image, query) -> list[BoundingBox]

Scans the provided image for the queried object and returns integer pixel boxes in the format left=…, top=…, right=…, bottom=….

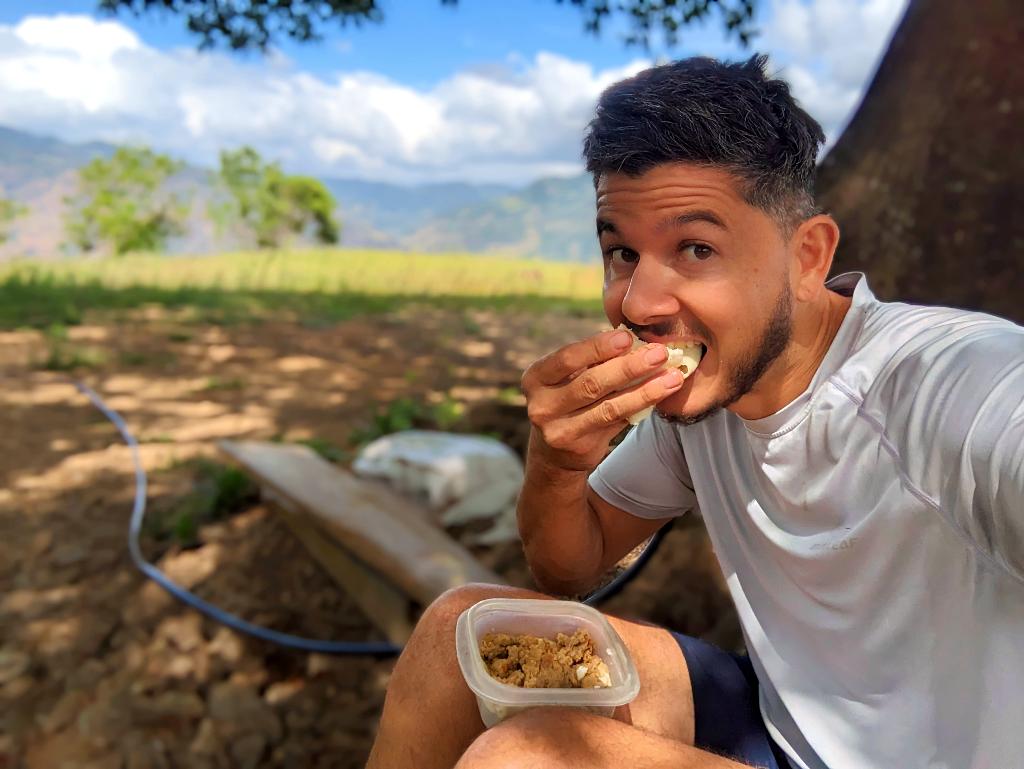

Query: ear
left=790, top=214, right=840, bottom=303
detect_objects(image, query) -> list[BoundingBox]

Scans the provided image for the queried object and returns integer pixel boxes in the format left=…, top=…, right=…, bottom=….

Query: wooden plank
left=219, top=440, right=505, bottom=606
left=267, top=488, right=414, bottom=645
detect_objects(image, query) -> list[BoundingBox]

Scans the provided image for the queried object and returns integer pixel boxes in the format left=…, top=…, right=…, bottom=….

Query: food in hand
left=617, top=325, right=703, bottom=424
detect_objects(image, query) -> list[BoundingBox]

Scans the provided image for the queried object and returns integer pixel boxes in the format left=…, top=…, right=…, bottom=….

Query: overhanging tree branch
left=96, top=0, right=755, bottom=52
left=560, top=0, right=757, bottom=49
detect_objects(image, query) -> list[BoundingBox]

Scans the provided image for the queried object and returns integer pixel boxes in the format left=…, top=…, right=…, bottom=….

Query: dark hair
left=583, top=55, right=825, bottom=228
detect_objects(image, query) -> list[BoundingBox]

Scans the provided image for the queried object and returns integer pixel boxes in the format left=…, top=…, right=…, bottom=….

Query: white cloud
left=760, top=0, right=910, bottom=147
left=15, top=13, right=141, bottom=58
left=0, top=14, right=647, bottom=184
left=0, top=5, right=908, bottom=184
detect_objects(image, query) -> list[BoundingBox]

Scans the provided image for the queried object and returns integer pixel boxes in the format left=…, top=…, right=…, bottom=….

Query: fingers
left=522, top=332, right=687, bottom=472
left=527, top=341, right=671, bottom=420
left=580, top=368, right=685, bottom=431
left=524, top=329, right=633, bottom=389
left=533, top=368, right=684, bottom=454
left=565, top=343, right=669, bottom=406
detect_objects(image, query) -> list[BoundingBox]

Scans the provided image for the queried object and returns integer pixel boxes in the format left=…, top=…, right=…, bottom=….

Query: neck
left=730, top=289, right=852, bottom=421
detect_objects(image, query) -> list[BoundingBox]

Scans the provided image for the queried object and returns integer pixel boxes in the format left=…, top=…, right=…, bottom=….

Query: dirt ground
left=0, top=306, right=739, bottom=769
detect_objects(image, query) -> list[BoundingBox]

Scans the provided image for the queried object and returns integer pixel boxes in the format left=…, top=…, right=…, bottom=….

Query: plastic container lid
left=455, top=598, right=641, bottom=725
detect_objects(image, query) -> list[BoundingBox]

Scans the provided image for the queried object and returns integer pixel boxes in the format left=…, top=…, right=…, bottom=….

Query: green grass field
left=0, top=248, right=605, bottom=328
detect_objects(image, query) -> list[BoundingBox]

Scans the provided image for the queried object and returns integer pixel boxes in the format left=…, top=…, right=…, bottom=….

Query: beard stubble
left=662, top=284, right=794, bottom=427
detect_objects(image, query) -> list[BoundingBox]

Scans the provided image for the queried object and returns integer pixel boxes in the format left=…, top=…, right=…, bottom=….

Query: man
left=367, top=56, right=1024, bottom=769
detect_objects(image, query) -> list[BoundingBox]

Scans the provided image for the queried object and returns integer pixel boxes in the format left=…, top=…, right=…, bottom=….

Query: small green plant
left=430, top=396, right=464, bottom=430
left=348, top=397, right=426, bottom=446
left=44, top=322, right=69, bottom=341
left=497, top=386, right=524, bottom=405
left=40, top=344, right=105, bottom=371
left=119, top=350, right=148, bottom=366
left=296, top=437, right=347, bottom=463
left=173, top=505, right=199, bottom=543
left=119, top=349, right=178, bottom=367
left=202, top=376, right=245, bottom=391
left=167, top=330, right=194, bottom=342
left=148, top=459, right=259, bottom=546
left=348, top=395, right=470, bottom=447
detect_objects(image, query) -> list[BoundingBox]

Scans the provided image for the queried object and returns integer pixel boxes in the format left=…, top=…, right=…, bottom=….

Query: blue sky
left=0, top=0, right=908, bottom=185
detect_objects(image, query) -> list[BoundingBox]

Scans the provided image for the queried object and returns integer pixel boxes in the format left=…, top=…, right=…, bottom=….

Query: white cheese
left=616, top=325, right=703, bottom=425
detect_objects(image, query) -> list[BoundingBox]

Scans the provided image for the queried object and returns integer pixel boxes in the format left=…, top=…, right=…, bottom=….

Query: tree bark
left=816, top=0, right=1023, bottom=322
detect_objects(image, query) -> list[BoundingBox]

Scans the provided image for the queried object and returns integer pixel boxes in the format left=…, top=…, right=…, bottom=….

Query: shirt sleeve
left=900, top=324, right=1024, bottom=583
left=588, top=413, right=698, bottom=520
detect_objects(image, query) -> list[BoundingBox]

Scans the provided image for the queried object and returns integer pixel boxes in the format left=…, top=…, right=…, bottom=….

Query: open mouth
left=620, top=333, right=707, bottom=426
left=618, top=325, right=707, bottom=380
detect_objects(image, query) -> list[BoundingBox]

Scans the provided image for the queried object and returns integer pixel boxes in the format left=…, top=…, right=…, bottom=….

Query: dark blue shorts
left=671, top=632, right=791, bottom=769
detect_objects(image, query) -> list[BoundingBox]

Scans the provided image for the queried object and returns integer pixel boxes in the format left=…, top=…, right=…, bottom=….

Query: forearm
left=517, top=432, right=606, bottom=595
left=515, top=328, right=679, bottom=593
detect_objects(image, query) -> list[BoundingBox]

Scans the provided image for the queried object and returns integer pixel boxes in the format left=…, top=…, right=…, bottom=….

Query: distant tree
left=97, top=0, right=755, bottom=52
left=98, top=0, right=1022, bottom=322
left=0, top=199, right=27, bottom=244
left=65, top=147, right=188, bottom=255
left=213, top=146, right=340, bottom=248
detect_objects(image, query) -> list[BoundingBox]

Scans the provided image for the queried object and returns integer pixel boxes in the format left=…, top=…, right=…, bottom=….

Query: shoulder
left=849, top=300, right=1023, bottom=485
left=824, top=282, right=1023, bottom=445
left=854, top=298, right=1023, bottom=405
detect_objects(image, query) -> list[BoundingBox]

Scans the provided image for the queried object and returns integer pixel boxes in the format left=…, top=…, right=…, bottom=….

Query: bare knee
left=405, top=583, right=516, bottom=654
left=388, top=584, right=540, bottom=690
left=455, top=708, right=597, bottom=769
left=409, top=583, right=544, bottom=645
left=369, top=585, right=526, bottom=768
left=419, top=583, right=505, bottom=632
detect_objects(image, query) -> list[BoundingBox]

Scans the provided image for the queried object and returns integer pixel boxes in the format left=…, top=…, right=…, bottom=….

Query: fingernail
left=612, top=331, right=632, bottom=349
left=645, top=345, right=667, bottom=364
left=662, top=369, right=684, bottom=388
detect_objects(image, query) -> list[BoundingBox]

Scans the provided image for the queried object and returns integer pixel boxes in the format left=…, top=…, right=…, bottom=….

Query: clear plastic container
left=455, top=598, right=641, bottom=727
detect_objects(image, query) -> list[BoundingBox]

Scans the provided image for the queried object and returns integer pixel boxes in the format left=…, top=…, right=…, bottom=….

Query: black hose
left=79, top=380, right=656, bottom=657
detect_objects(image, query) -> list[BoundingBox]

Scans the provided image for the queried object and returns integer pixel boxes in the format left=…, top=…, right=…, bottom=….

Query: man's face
left=597, top=162, right=795, bottom=424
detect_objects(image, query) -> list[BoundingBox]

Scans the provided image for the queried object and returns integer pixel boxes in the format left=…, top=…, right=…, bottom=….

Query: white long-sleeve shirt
left=590, top=273, right=1024, bottom=769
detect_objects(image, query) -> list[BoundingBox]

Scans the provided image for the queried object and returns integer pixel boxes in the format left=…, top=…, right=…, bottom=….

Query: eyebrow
left=596, top=209, right=727, bottom=237
left=660, top=210, right=727, bottom=231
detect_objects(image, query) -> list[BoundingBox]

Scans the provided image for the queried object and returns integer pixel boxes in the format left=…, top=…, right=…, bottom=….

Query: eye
left=681, top=243, right=715, bottom=262
left=603, top=246, right=639, bottom=269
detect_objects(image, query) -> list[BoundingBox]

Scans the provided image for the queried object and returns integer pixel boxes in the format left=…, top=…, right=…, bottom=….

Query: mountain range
left=0, top=126, right=599, bottom=262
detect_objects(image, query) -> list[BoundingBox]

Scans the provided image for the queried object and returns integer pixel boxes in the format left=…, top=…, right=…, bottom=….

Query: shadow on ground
left=0, top=303, right=738, bottom=768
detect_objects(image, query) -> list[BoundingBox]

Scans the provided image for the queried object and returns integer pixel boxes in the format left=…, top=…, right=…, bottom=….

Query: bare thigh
left=601, top=608, right=694, bottom=743
left=448, top=585, right=695, bottom=741
left=366, top=583, right=696, bottom=769
left=457, top=707, right=757, bottom=769
left=449, top=588, right=758, bottom=769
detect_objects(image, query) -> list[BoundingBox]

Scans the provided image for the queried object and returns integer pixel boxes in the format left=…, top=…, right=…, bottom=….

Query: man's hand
left=521, top=328, right=686, bottom=473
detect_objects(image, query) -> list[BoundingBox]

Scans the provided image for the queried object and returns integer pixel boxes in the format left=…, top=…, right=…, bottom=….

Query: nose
left=620, top=256, right=681, bottom=326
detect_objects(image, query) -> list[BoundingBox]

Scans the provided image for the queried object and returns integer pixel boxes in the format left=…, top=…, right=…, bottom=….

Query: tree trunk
left=816, top=0, right=1023, bottom=322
